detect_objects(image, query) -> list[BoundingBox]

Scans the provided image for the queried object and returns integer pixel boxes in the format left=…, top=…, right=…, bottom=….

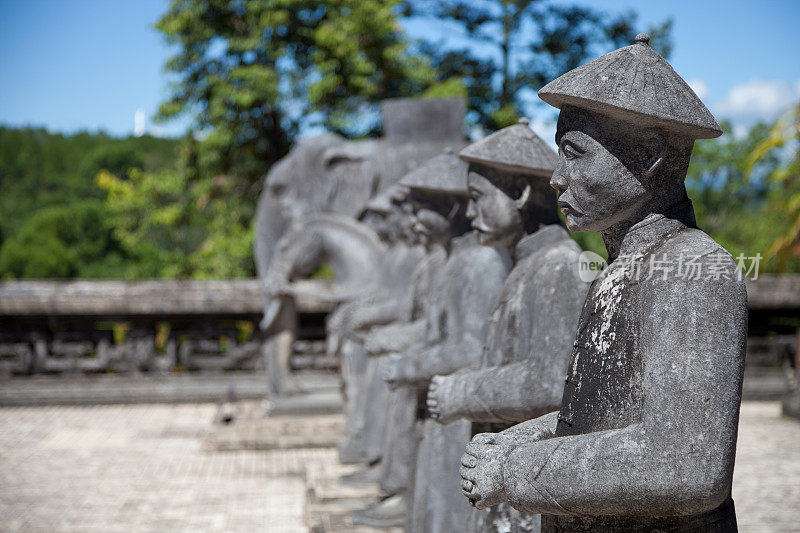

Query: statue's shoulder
left=545, top=235, right=583, bottom=262
left=659, top=227, right=735, bottom=265
left=519, top=226, right=582, bottom=267
left=449, top=244, right=511, bottom=285
left=651, top=228, right=746, bottom=293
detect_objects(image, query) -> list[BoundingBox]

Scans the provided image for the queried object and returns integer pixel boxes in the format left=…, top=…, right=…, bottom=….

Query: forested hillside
left=0, top=128, right=179, bottom=278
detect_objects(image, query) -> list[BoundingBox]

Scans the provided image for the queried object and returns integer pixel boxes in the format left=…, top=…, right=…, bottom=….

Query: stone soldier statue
left=330, top=188, right=426, bottom=465
left=350, top=159, right=464, bottom=527
left=460, top=34, right=747, bottom=532
left=426, top=119, right=589, bottom=532
left=327, top=185, right=419, bottom=357
left=382, top=152, right=510, bottom=532
left=261, top=211, right=387, bottom=395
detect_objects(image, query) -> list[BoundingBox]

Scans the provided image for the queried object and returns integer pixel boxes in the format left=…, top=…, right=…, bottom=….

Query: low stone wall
left=0, top=318, right=266, bottom=376
left=0, top=277, right=797, bottom=380
left=0, top=279, right=334, bottom=376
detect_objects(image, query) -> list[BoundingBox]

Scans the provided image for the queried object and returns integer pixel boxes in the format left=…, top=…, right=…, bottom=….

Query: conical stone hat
left=539, top=34, right=722, bottom=139
left=459, top=118, right=557, bottom=178
left=362, top=184, right=408, bottom=214
left=398, top=148, right=468, bottom=196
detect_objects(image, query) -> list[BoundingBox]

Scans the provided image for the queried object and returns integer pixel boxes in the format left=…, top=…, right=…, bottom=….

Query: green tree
left=0, top=127, right=179, bottom=279
left=155, top=0, right=439, bottom=184
left=686, top=119, right=793, bottom=273
left=403, top=0, right=672, bottom=131
left=97, top=159, right=255, bottom=279
left=746, top=103, right=800, bottom=271
left=0, top=200, right=124, bottom=278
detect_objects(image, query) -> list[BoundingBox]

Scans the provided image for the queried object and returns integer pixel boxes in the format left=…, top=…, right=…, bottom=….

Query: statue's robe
left=358, top=246, right=448, bottom=494
left=441, top=225, right=587, bottom=533
left=406, top=233, right=510, bottom=532
left=336, top=241, right=427, bottom=463
left=498, top=205, right=746, bottom=532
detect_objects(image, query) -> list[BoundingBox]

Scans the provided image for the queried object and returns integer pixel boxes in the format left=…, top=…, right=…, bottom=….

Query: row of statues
left=261, top=34, right=747, bottom=532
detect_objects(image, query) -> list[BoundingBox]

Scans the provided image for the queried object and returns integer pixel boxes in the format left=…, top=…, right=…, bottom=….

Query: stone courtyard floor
left=0, top=400, right=798, bottom=532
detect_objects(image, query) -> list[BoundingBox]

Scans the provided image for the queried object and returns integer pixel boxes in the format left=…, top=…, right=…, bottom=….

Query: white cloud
left=134, top=108, right=146, bottom=137
left=687, top=79, right=709, bottom=101
left=528, top=118, right=558, bottom=150
left=716, top=79, right=800, bottom=122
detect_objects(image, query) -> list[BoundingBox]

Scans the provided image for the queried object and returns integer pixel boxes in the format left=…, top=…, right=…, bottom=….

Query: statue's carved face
left=413, top=208, right=451, bottom=246
left=550, top=107, right=654, bottom=233
left=407, top=193, right=456, bottom=246
left=466, top=168, right=523, bottom=248
left=392, top=207, right=419, bottom=246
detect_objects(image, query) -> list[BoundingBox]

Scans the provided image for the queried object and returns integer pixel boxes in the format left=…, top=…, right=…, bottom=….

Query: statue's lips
left=471, top=223, right=492, bottom=234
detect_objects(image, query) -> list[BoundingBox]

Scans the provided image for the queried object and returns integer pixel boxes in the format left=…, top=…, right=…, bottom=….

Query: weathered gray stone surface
left=459, top=118, right=557, bottom=178
left=356, top=245, right=446, bottom=485
left=333, top=200, right=426, bottom=466
left=341, top=149, right=506, bottom=529
left=538, top=33, right=722, bottom=140
left=401, top=232, right=509, bottom=532
left=461, top=34, right=747, bottom=531
left=260, top=212, right=390, bottom=396
left=380, top=97, right=465, bottom=142
left=374, top=148, right=511, bottom=530
left=264, top=213, right=388, bottom=308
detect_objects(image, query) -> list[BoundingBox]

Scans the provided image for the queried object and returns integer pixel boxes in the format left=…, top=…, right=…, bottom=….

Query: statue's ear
left=641, top=129, right=667, bottom=177
left=514, top=183, right=532, bottom=211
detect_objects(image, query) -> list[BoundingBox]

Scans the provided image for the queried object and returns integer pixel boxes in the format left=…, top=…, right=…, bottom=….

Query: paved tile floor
left=0, top=401, right=797, bottom=532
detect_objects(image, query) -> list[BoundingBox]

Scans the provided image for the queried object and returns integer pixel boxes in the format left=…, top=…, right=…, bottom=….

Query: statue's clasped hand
left=382, top=352, right=413, bottom=389
left=460, top=432, right=512, bottom=510
left=427, top=374, right=458, bottom=424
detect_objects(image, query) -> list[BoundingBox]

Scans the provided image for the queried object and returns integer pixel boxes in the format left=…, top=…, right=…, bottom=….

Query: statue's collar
left=515, top=224, right=570, bottom=261
left=612, top=199, right=696, bottom=260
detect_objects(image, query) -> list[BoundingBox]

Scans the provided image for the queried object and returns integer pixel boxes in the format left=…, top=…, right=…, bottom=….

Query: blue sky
left=1, top=0, right=798, bottom=139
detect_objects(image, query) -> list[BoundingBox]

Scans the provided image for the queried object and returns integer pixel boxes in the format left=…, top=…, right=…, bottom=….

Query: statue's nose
left=550, top=160, right=567, bottom=193
left=465, top=200, right=476, bottom=220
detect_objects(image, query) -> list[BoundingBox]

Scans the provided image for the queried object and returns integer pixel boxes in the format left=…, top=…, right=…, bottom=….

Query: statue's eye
left=562, top=144, right=580, bottom=160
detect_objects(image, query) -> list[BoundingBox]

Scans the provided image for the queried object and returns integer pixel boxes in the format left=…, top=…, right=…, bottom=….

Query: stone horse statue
left=255, top=97, right=468, bottom=395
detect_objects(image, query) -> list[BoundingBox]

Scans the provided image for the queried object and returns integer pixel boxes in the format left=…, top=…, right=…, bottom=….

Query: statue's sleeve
left=501, top=252, right=746, bottom=517
left=366, top=320, right=428, bottom=355
left=449, top=360, right=566, bottom=423
left=499, top=411, right=559, bottom=442
left=348, top=297, right=412, bottom=331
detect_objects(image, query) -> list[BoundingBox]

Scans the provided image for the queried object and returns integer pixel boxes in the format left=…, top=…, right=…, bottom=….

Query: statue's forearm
left=456, top=360, right=564, bottom=424
left=502, top=421, right=731, bottom=517
left=350, top=299, right=408, bottom=330
left=402, top=343, right=444, bottom=385
left=416, top=337, right=483, bottom=378
left=499, top=411, right=559, bottom=441
left=467, top=360, right=564, bottom=422
left=367, top=320, right=427, bottom=355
